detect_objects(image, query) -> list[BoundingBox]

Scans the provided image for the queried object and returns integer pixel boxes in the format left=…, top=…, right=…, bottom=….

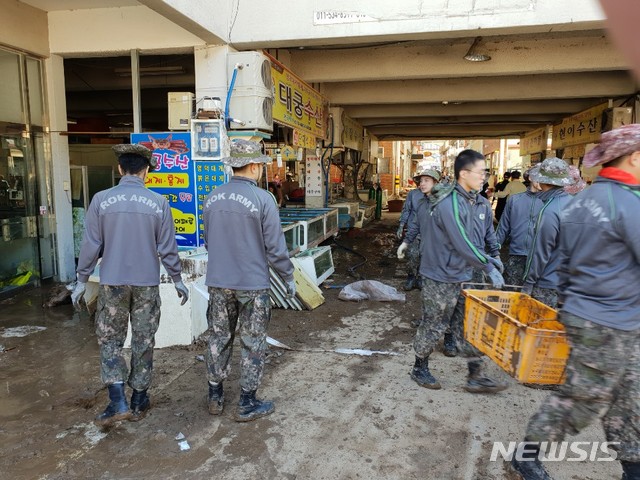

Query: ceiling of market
left=25, top=1, right=638, bottom=140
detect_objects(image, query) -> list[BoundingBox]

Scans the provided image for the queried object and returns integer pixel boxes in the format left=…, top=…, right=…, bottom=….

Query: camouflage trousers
left=406, top=237, right=421, bottom=277
left=526, top=312, right=640, bottom=462
left=444, top=269, right=486, bottom=357
left=504, top=255, right=526, bottom=287
left=206, top=287, right=271, bottom=392
left=415, top=277, right=482, bottom=358
left=95, top=285, right=161, bottom=391
left=531, top=286, right=558, bottom=309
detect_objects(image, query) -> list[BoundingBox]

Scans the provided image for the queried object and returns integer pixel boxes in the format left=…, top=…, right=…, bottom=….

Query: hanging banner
left=293, top=128, right=317, bottom=149
left=266, top=51, right=329, bottom=140
left=131, top=132, right=198, bottom=247
left=519, top=126, right=548, bottom=156
left=551, top=103, right=608, bottom=149
left=341, top=110, right=364, bottom=151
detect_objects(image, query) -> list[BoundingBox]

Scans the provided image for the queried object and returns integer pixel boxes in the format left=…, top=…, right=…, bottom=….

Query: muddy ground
left=0, top=213, right=620, bottom=480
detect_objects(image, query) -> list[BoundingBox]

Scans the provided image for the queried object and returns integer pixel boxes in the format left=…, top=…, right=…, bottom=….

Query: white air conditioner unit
left=227, top=51, right=274, bottom=132
left=229, top=94, right=274, bottom=131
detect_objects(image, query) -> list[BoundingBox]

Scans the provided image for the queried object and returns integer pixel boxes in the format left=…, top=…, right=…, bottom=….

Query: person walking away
left=495, top=170, right=542, bottom=286
left=71, top=144, right=189, bottom=427
left=202, top=139, right=295, bottom=422
left=397, top=149, right=507, bottom=393
left=521, top=158, right=575, bottom=308
left=493, top=171, right=512, bottom=221
left=511, top=124, right=640, bottom=480
left=396, top=167, right=441, bottom=291
left=494, top=170, right=526, bottom=206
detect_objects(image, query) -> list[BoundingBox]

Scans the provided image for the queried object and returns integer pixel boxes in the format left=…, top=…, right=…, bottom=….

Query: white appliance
left=227, top=51, right=274, bottom=132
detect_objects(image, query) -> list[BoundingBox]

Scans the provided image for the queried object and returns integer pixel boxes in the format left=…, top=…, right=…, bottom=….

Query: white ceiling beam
left=323, top=71, right=635, bottom=105
left=292, top=32, right=629, bottom=82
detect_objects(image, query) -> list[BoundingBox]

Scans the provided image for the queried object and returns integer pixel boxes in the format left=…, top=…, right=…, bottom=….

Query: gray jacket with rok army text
left=76, top=175, right=182, bottom=286
left=496, top=189, right=543, bottom=256
left=557, top=178, right=640, bottom=331
left=420, top=183, right=500, bottom=283
left=523, top=188, right=571, bottom=291
left=203, top=176, right=294, bottom=290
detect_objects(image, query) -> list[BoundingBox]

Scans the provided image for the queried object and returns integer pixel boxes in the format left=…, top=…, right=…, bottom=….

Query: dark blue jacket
left=399, top=188, right=425, bottom=227
left=496, top=189, right=543, bottom=256
left=558, top=177, right=640, bottom=330
left=523, top=188, right=571, bottom=290
left=419, top=184, right=500, bottom=283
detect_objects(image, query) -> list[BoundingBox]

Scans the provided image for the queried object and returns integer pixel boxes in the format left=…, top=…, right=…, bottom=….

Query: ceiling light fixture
left=463, top=37, right=491, bottom=62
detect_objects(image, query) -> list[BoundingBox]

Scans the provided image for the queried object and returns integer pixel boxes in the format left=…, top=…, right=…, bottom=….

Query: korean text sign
left=131, top=132, right=198, bottom=247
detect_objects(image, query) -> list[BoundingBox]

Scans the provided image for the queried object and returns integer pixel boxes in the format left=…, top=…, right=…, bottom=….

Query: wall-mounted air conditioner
left=227, top=51, right=274, bottom=132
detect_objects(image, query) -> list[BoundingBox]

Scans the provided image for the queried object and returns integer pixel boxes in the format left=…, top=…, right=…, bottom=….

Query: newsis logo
left=490, top=441, right=620, bottom=462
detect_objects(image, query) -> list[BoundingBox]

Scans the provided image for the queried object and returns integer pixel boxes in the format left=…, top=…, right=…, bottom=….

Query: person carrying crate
left=397, top=149, right=507, bottom=393
left=521, top=158, right=575, bottom=308
left=511, top=124, right=640, bottom=480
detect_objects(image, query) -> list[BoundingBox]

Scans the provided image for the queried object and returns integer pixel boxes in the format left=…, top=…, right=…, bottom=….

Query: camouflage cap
left=529, top=157, right=573, bottom=186
left=583, top=123, right=640, bottom=168
left=112, top=144, right=157, bottom=171
left=413, top=167, right=441, bottom=183
left=222, top=139, right=272, bottom=168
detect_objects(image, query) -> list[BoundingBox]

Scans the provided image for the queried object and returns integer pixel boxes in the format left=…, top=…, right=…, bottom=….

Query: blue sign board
left=195, top=161, right=227, bottom=246
left=131, top=132, right=199, bottom=247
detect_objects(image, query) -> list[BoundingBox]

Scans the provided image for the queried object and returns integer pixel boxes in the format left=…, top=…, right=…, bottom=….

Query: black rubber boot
left=464, top=360, right=508, bottom=393
left=234, top=389, right=274, bottom=422
left=410, top=356, right=441, bottom=389
left=442, top=332, right=458, bottom=357
left=95, top=383, right=130, bottom=427
left=622, top=461, right=640, bottom=480
left=403, top=275, right=415, bottom=291
left=208, top=382, right=224, bottom=415
left=509, top=441, right=551, bottom=480
left=415, top=276, right=423, bottom=290
left=129, top=389, right=150, bottom=422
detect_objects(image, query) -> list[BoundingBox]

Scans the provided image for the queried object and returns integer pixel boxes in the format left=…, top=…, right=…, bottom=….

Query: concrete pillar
left=45, top=54, right=75, bottom=282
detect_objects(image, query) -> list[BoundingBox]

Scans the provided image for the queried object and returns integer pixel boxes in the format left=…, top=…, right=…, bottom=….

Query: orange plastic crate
left=462, top=289, right=570, bottom=385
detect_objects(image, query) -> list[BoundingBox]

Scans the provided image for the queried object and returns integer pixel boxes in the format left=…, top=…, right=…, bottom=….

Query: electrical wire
left=332, top=235, right=367, bottom=280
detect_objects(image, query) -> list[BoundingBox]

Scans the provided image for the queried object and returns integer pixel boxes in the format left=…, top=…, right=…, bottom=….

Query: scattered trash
left=56, top=431, right=68, bottom=439
left=174, top=412, right=184, bottom=417
left=175, top=432, right=190, bottom=451
left=42, top=283, right=72, bottom=308
left=267, top=336, right=399, bottom=357
left=338, top=280, right=405, bottom=302
left=1, top=326, right=47, bottom=338
left=195, top=355, right=205, bottom=362
left=0, top=345, right=4, bottom=353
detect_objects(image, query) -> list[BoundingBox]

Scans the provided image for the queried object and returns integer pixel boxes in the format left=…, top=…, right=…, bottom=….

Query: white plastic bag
left=338, top=280, right=406, bottom=302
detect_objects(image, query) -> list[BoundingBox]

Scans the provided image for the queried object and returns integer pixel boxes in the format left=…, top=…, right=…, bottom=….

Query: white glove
left=175, top=280, right=189, bottom=306
left=396, top=223, right=405, bottom=240
left=286, top=279, right=296, bottom=298
left=487, top=269, right=505, bottom=289
left=397, top=242, right=409, bottom=259
left=491, top=256, right=505, bottom=274
left=71, top=281, right=86, bottom=309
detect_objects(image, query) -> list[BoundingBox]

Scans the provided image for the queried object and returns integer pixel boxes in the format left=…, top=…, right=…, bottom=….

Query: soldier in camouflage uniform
left=397, top=167, right=441, bottom=291
left=398, top=150, right=507, bottom=393
left=203, top=140, right=294, bottom=422
left=71, top=144, right=188, bottom=427
left=521, top=159, right=575, bottom=308
left=511, top=125, right=640, bottom=480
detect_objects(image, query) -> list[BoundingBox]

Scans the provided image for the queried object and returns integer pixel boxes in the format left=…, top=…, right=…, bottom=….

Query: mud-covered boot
left=95, top=382, right=130, bottom=427
left=415, top=276, right=423, bottom=290
left=622, top=461, right=640, bottom=480
left=464, top=359, right=508, bottom=393
left=403, top=275, right=415, bottom=291
left=509, top=442, right=551, bottom=479
left=208, top=382, right=224, bottom=415
left=129, top=389, right=150, bottom=422
left=410, top=356, right=441, bottom=389
left=442, top=332, right=458, bottom=357
left=234, top=389, right=274, bottom=422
